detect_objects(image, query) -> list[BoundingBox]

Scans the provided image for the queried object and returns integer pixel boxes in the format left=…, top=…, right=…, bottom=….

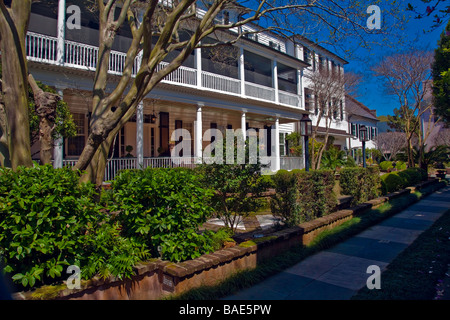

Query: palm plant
left=321, top=146, right=346, bottom=171
left=396, top=144, right=449, bottom=173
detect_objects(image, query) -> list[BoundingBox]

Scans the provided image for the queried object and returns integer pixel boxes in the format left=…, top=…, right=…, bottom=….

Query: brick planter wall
left=13, top=179, right=440, bottom=300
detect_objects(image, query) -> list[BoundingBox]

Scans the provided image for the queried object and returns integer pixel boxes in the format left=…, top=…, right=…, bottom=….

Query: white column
left=241, top=111, right=246, bottom=142
left=57, top=0, right=66, bottom=66
left=297, top=69, right=303, bottom=109
left=239, top=47, right=245, bottom=96
left=195, top=104, right=203, bottom=163
left=273, top=117, right=280, bottom=171
left=195, top=47, right=202, bottom=88
left=136, top=101, right=144, bottom=168
left=53, top=88, right=64, bottom=169
left=272, top=59, right=279, bottom=103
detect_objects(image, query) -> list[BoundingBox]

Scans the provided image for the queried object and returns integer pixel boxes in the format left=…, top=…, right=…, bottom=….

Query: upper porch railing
left=25, top=32, right=301, bottom=109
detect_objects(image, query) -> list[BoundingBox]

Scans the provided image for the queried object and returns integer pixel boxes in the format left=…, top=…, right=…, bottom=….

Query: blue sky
left=343, top=2, right=447, bottom=117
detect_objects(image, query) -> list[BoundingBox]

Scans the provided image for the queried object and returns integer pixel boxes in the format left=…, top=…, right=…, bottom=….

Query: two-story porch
left=24, top=0, right=311, bottom=179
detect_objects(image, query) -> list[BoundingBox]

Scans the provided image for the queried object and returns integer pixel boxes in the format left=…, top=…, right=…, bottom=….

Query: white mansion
left=24, top=0, right=376, bottom=179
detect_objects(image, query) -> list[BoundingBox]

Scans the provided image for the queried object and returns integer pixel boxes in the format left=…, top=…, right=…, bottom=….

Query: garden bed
left=12, top=178, right=443, bottom=300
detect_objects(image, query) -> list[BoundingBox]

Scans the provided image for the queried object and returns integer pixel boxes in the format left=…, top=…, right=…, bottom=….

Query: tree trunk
left=0, top=1, right=33, bottom=169
left=28, top=74, right=60, bottom=165
left=0, top=91, right=11, bottom=167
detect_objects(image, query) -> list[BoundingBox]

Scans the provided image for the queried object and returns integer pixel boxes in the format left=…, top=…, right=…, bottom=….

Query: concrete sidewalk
left=224, top=185, right=450, bottom=300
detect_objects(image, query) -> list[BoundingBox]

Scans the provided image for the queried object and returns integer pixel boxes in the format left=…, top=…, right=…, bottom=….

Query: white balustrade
left=245, top=82, right=276, bottom=102
left=26, top=32, right=58, bottom=63
left=280, top=156, right=304, bottom=171
left=201, top=71, right=241, bottom=95
left=279, top=90, right=301, bottom=108
left=61, top=157, right=198, bottom=181
left=25, top=32, right=303, bottom=109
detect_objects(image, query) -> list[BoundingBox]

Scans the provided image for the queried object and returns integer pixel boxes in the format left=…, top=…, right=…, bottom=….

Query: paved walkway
left=224, top=185, right=450, bottom=300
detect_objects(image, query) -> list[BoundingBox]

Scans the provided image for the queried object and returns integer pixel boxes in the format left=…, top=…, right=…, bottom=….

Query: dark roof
left=345, top=95, right=379, bottom=122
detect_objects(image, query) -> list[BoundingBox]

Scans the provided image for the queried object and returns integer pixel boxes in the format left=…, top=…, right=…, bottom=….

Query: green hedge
left=108, top=167, right=215, bottom=262
left=339, top=167, right=382, bottom=206
left=381, top=168, right=427, bottom=195
left=270, top=169, right=337, bottom=226
left=0, top=165, right=149, bottom=290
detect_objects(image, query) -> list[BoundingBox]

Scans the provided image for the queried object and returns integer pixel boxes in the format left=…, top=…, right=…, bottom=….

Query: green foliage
left=270, top=170, right=337, bottom=225
left=396, top=145, right=450, bottom=171
left=394, top=161, right=407, bottom=171
left=381, top=172, right=405, bottom=194
left=269, top=170, right=299, bottom=225
left=297, top=170, right=337, bottom=221
left=196, top=139, right=271, bottom=232
left=27, top=81, right=76, bottom=146
left=432, top=19, right=450, bottom=125
left=380, top=161, right=393, bottom=171
left=285, top=132, right=303, bottom=156
left=210, top=227, right=235, bottom=251
left=0, top=165, right=148, bottom=290
left=344, top=155, right=357, bottom=167
left=321, top=146, right=346, bottom=171
left=109, top=167, right=215, bottom=262
left=339, top=167, right=382, bottom=206
left=380, top=168, right=427, bottom=194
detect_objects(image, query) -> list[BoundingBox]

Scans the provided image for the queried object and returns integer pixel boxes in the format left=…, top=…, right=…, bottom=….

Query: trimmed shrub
left=0, top=165, right=149, bottom=290
left=270, top=170, right=337, bottom=225
left=381, top=172, right=404, bottom=194
left=380, top=168, right=426, bottom=195
left=296, top=170, right=337, bottom=221
left=395, top=161, right=407, bottom=171
left=379, top=161, right=393, bottom=171
left=109, top=167, right=215, bottom=262
left=339, top=167, right=382, bottom=206
left=398, top=169, right=422, bottom=187
left=269, top=170, right=299, bottom=225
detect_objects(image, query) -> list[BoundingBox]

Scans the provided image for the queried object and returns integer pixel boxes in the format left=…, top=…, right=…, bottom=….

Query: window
left=67, top=113, right=86, bottom=156
left=304, top=88, right=312, bottom=111
left=279, top=132, right=288, bottom=156
left=303, top=47, right=311, bottom=64
left=340, top=100, right=344, bottom=120
left=351, top=123, right=357, bottom=138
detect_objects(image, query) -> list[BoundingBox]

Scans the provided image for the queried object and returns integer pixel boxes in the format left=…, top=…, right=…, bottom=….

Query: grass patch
left=168, top=181, right=447, bottom=300
left=352, top=207, right=450, bottom=300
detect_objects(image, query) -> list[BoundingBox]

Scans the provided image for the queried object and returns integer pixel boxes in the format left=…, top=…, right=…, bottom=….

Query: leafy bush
left=196, top=139, right=271, bottom=232
left=270, top=170, right=337, bottom=225
left=109, top=167, right=215, bottom=262
left=397, top=169, right=422, bottom=187
left=394, top=161, right=407, bottom=171
left=339, top=167, right=382, bottom=206
left=0, top=165, right=148, bottom=290
left=379, top=161, right=393, bottom=171
left=321, top=147, right=346, bottom=171
left=269, top=170, right=299, bottom=225
left=296, top=170, right=337, bottom=221
left=210, top=227, right=235, bottom=251
left=381, top=172, right=404, bottom=194
left=380, top=168, right=425, bottom=195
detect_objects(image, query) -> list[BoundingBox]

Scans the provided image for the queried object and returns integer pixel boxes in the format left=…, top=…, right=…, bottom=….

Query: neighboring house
left=25, top=0, right=363, bottom=178
left=345, top=95, right=379, bottom=160
left=293, top=35, right=351, bottom=151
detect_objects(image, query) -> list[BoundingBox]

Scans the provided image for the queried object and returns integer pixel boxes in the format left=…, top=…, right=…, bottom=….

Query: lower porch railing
left=62, top=156, right=303, bottom=181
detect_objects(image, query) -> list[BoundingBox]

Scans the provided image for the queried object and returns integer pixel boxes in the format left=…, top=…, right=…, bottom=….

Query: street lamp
left=300, top=113, right=313, bottom=171
left=359, top=125, right=369, bottom=168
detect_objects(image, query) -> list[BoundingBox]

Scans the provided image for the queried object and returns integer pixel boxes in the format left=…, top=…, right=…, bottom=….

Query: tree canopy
left=432, top=19, right=450, bottom=126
